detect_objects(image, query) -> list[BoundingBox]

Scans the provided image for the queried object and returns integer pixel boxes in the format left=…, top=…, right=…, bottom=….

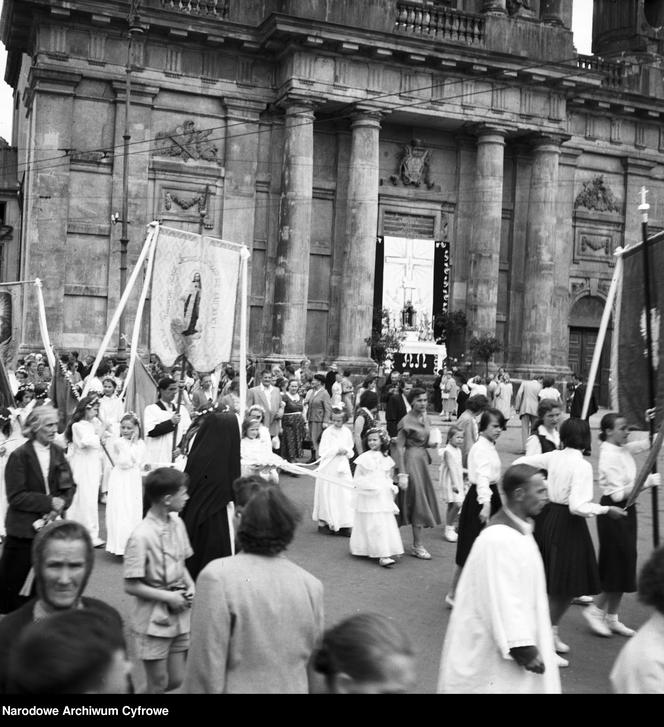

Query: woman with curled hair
left=395, top=387, right=442, bottom=560
left=611, top=545, right=664, bottom=693
left=311, top=613, right=415, bottom=694
left=183, top=485, right=324, bottom=693
left=515, top=417, right=627, bottom=667
left=525, top=398, right=562, bottom=456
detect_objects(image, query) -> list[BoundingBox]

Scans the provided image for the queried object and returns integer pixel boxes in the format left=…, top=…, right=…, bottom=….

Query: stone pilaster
left=520, top=135, right=563, bottom=368
left=541, top=0, right=571, bottom=27
left=465, top=126, right=507, bottom=339
left=270, top=98, right=315, bottom=359
left=222, top=98, right=265, bottom=361
left=337, top=109, right=382, bottom=365
left=20, top=68, right=80, bottom=353
left=552, top=146, right=581, bottom=370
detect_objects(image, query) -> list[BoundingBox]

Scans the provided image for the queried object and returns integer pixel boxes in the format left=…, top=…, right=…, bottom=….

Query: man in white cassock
left=437, top=464, right=561, bottom=694
left=144, top=377, right=191, bottom=467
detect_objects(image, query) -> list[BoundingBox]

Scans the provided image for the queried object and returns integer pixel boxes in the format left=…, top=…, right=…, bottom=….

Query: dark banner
left=614, top=234, right=664, bottom=429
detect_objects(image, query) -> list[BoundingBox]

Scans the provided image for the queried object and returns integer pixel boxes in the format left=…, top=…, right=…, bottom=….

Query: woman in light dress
left=494, top=373, right=513, bottom=423
left=105, top=412, right=146, bottom=556
left=66, top=394, right=107, bottom=547
left=313, top=408, right=355, bottom=535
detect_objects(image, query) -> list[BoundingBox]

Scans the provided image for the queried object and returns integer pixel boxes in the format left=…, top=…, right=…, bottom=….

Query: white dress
left=0, top=432, right=26, bottom=537
left=438, top=443, right=465, bottom=505
left=350, top=451, right=403, bottom=558
left=144, top=401, right=191, bottom=467
left=67, top=419, right=104, bottom=543
left=330, top=381, right=342, bottom=407
left=98, top=394, right=125, bottom=495
left=438, top=515, right=561, bottom=694
left=312, top=425, right=355, bottom=531
left=241, top=436, right=279, bottom=483
left=105, top=437, right=146, bottom=556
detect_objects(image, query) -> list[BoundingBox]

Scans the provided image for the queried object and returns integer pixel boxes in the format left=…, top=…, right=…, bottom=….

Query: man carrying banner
left=144, top=378, right=191, bottom=467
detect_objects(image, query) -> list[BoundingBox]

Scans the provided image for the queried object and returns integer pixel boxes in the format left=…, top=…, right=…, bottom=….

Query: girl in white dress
left=350, top=427, right=404, bottom=567
left=105, top=412, right=146, bottom=556
left=65, top=394, right=106, bottom=546
left=312, top=407, right=354, bottom=535
left=438, top=425, right=465, bottom=543
left=0, top=408, right=26, bottom=541
left=98, top=376, right=125, bottom=503
left=241, top=417, right=279, bottom=483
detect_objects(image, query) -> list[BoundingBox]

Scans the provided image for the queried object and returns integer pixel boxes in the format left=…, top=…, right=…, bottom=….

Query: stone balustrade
left=576, top=54, right=624, bottom=88
left=394, top=2, right=485, bottom=45
left=160, top=0, right=228, bottom=17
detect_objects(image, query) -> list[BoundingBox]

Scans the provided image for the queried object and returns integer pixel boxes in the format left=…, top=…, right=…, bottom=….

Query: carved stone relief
left=154, top=120, right=220, bottom=163
left=389, top=139, right=437, bottom=190
left=574, top=175, right=620, bottom=213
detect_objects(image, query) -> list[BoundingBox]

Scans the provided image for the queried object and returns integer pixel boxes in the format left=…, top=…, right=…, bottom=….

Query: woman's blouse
left=525, top=425, right=560, bottom=456
left=467, top=436, right=501, bottom=505
left=515, top=448, right=608, bottom=517
left=599, top=439, right=650, bottom=502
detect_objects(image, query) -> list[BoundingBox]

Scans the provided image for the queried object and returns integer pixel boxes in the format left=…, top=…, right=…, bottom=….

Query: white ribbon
left=34, top=279, right=56, bottom=372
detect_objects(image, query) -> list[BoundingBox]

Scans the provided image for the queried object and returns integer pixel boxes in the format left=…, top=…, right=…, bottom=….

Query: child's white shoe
left=379, top=557, right=396, bottom=567
left=444, top=526, right=458, bottom=542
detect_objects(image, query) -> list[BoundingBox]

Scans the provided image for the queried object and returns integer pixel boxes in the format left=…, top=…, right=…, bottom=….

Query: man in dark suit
left=191, top=372, right=216, bottom=411
left=0, top=520, right=124, bottom=693
left=306, top=374, right=332, bottom=462
left=246, top=370, right=284, bottom=445
left=386, top=380, right=413, bottom=438
left=0, top=407, right=76, bottom=614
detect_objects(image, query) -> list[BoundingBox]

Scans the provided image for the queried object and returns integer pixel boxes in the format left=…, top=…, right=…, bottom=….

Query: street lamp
left=117, top=0, right=144, bottom=361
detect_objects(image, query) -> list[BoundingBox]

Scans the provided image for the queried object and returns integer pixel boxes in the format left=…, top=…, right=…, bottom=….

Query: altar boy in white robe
left=437, top=464, right=561, bottom=694
left=144, top=377, right=191, bottom=468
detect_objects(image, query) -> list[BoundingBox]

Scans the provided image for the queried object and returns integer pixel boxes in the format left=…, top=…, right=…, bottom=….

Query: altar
left=388, top=331, right=447, bottom=376
left=378, top=235, right=449, bottom=376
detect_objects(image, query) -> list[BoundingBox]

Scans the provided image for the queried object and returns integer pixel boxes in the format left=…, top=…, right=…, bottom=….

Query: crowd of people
left=0, top=349, right=662, bottom=694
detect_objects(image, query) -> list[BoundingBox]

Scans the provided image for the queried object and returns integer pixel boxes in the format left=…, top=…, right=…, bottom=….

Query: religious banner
left=0, top=283, right=21, bottom=366
left=150, top=225, right=242, bottom=372
left=611, top=233, right=664, bottom=429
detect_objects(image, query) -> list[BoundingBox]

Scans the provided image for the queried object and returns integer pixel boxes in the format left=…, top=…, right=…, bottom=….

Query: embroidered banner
left=0, top=284, right=20, bottom=366
left=150, top=226, right=242, bottom=371
left=612, top=234, right=664, bottom=428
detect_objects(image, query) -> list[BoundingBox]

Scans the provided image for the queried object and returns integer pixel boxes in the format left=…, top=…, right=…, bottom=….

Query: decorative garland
left=56, top=354, right=82, bottom=402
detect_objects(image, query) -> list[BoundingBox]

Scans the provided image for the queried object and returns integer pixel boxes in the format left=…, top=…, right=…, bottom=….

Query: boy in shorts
left=124, top=468, right=194, bottom=693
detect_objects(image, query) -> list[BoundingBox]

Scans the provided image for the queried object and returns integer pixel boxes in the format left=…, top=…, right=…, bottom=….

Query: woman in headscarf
left=182, top=411, right=241, bottom=581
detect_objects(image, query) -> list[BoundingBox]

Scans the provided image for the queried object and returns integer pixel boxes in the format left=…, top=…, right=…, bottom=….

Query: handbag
left=427, top=427, right=442, bottom=447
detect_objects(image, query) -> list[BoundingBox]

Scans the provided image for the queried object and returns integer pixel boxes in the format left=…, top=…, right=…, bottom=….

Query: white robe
left=144, top=402, right=191, bottom=467
left=437, top=516, right=561, bottom=694
left=312, top=425, right=354, bottom=531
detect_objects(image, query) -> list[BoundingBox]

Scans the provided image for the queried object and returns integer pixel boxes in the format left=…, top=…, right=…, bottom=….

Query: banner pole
left=638, top=187, right=659, bottom=548
left=239, top=247, right=250, bottom=423
left=580, top=253, right=623, bottom=419
left=82, top=222, right=158, bottom=398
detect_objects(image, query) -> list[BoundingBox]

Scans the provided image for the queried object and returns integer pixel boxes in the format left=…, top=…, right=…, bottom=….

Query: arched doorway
left=568, top=295, right=612, bottom=407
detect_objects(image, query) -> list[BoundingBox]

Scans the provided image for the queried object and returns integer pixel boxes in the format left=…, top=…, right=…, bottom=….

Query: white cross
left=384, top=239, right=432, bottom=309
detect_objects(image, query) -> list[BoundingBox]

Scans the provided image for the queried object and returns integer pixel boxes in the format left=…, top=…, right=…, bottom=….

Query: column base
left=507, top=363, right=572, bottom=382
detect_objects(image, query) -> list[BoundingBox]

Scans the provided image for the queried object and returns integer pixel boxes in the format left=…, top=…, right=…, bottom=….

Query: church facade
left=2, top=0, right=664, bottom=396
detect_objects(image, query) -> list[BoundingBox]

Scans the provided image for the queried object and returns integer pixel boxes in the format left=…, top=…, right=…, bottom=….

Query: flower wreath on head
left=364, top=426, right=390, bottom=450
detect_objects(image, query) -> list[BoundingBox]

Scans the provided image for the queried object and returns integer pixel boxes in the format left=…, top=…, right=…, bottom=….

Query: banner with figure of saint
left=0, top=283, right=20, bottom=366
left=149, top=225, right=242, bottom=371
left=611, top=234, right=664, bottom=429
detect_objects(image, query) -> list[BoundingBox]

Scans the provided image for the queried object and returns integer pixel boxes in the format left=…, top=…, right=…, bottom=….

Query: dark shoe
left=336, top=527, right=352, bottom=538
left=583, top=449, right=591, bottom=457
left=317, top=524, right=332, bottom=535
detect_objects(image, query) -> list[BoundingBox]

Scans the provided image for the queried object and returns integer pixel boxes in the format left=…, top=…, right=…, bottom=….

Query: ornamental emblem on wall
left=391, top=139, right=436, bottom=189
left=155, top=120, right=219, bottom=163
left=574, top=175, right=620, bottom=213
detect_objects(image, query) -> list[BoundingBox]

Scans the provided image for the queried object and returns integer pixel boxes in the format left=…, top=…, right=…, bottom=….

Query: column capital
left=622, top=156, right=656, bottom=176
left=483, top=0, right=507, bottom=13
left=349, top=105, right=383, bottom=128
left=529, top=132, right=571, bottom=151
left=275, top=93, right=321, bottom=117
left=466, top=123, right=511, bottom=143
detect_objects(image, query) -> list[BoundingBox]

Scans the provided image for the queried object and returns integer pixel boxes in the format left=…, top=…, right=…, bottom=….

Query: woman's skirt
left=281, top=414, right=306, bottom=462
left=597, top=495, right=637, bottom=593
left=455, top=483, right=501, bottom=567
left=534, top=502, right=600, bottom=597
left=396, top=446, right=441, bottom=528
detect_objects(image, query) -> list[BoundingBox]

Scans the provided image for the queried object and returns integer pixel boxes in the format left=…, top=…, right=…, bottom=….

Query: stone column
left=270, top=98, right=315, bottom=359
left=465, top=126, right=507, bottom=339
left=541, top=0, right=570, bottom=26
left=520, top=135, right=563, bottom=368
left=337, top=109, right=381, bottom=365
